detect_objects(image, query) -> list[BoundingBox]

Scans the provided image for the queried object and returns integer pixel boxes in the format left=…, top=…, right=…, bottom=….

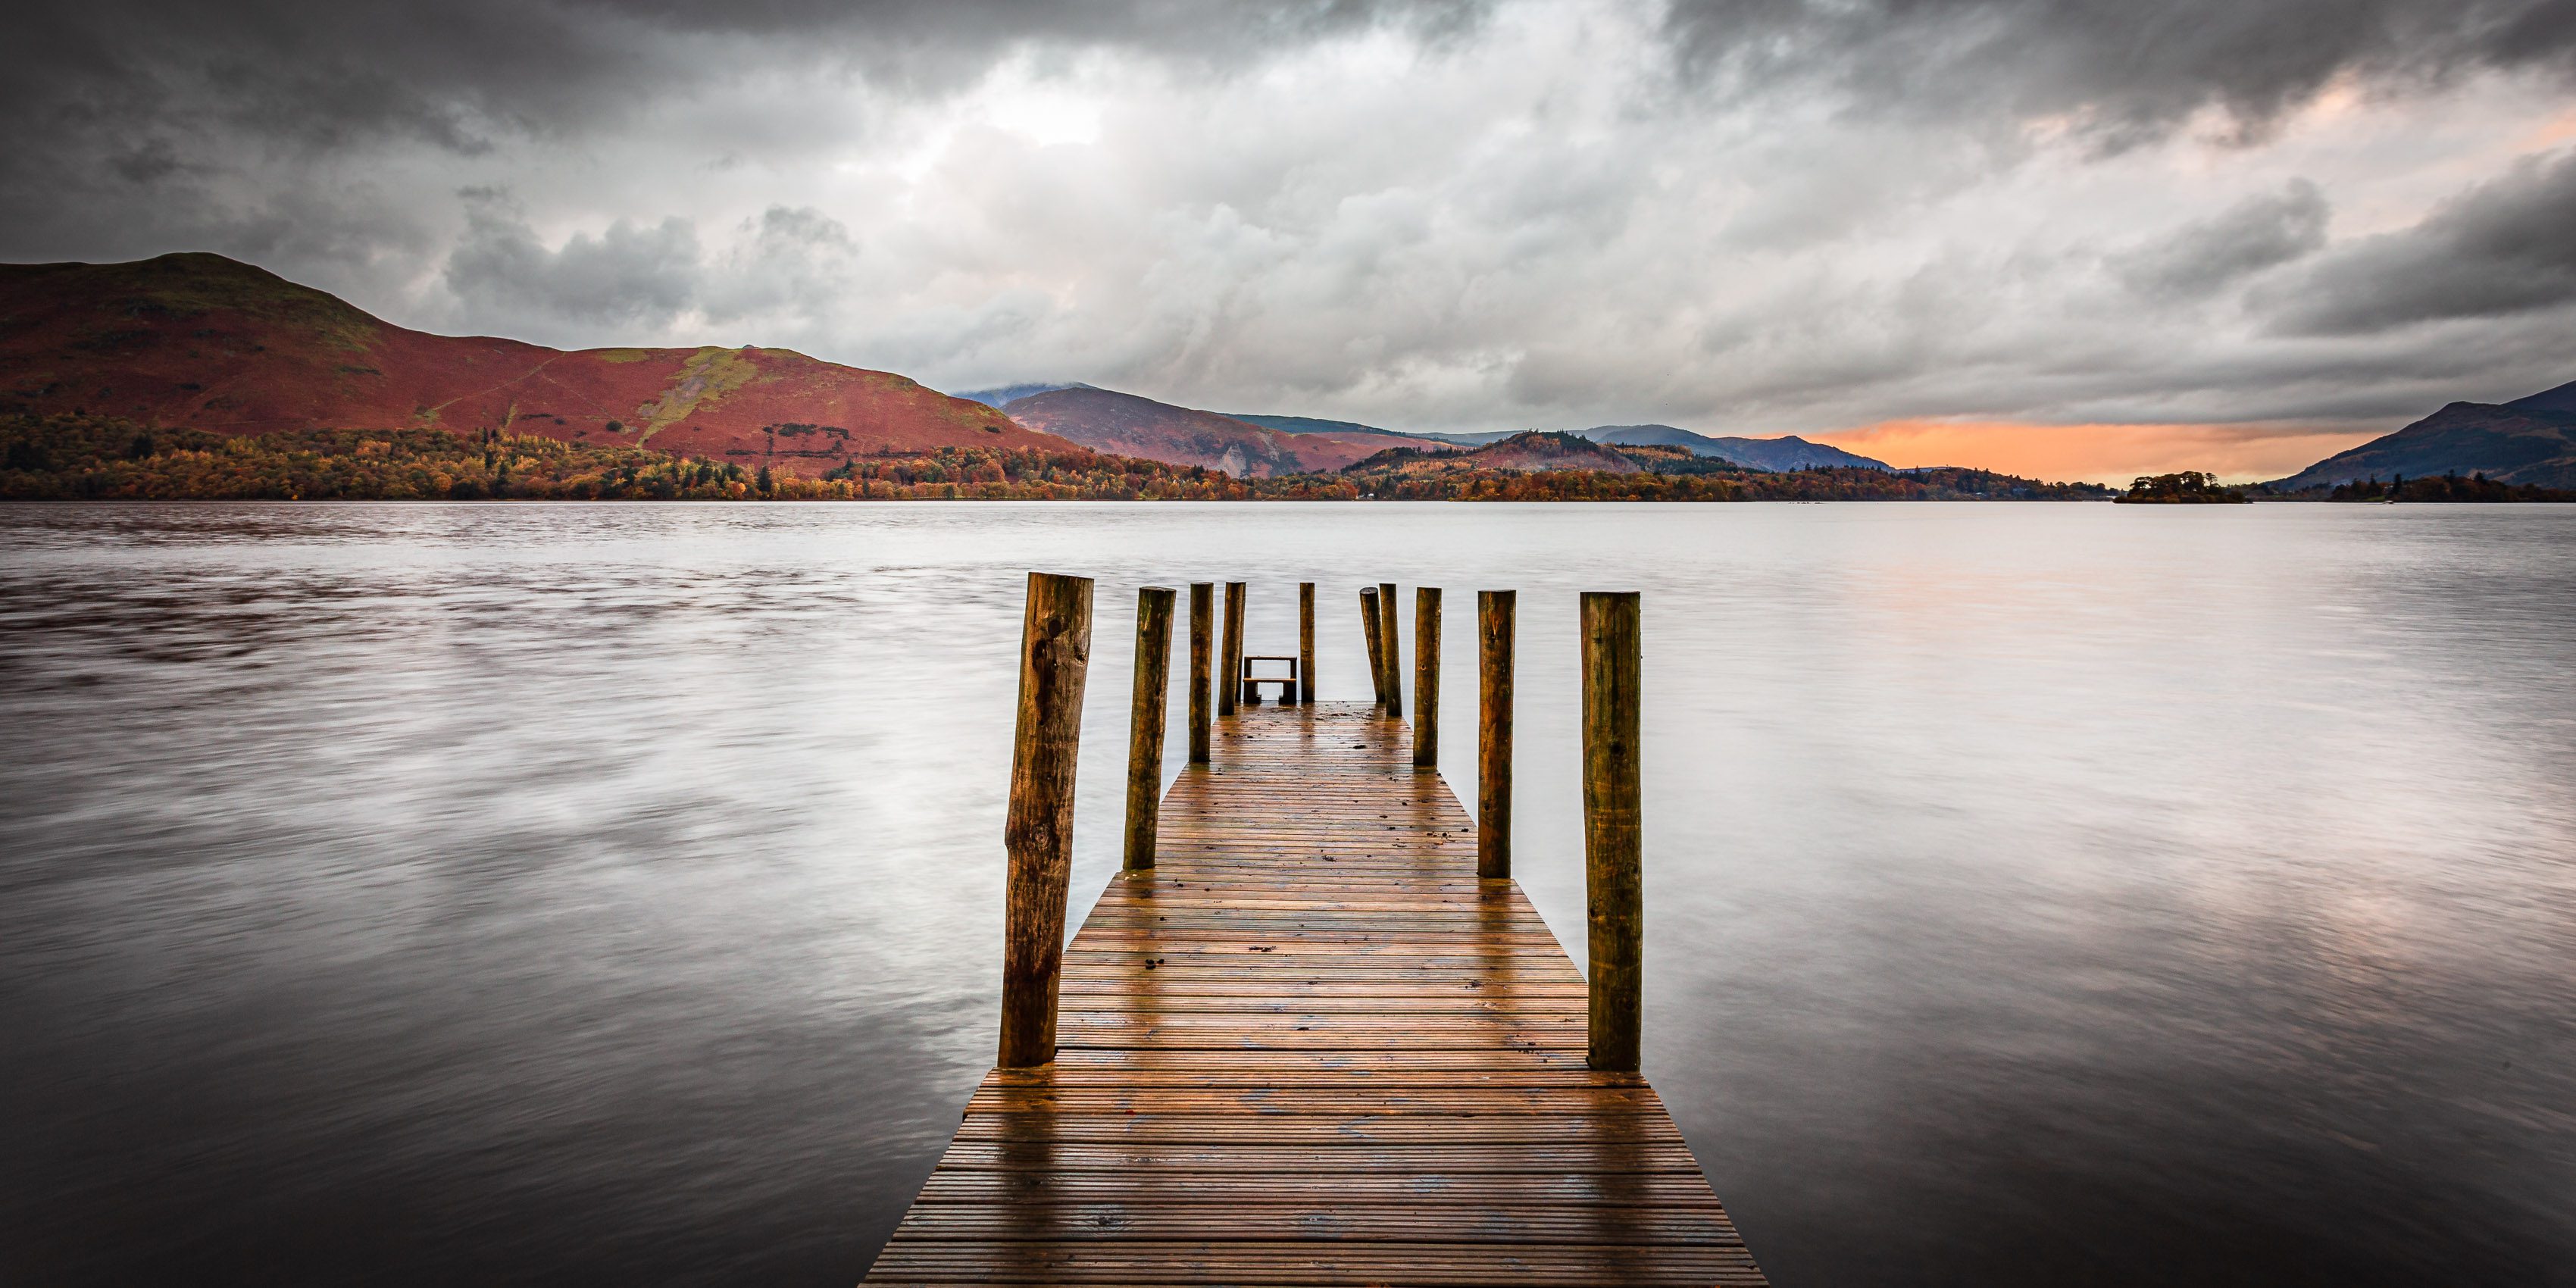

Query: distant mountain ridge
left=1230, top=413, right=1415, bottom=439
left=1209, top=416, right=1896, bottom=472
left=1388, top=429, right=1521, bottom=448
left=1580, top=424, right=1890, bottom=471
left=1346, top=430, right=1643, bottom=477
left=996, top=387, right=1428, bottom=476
left=2504, top=378, right=2576, bottom=413
left=1016, top=392, right=1899, bottom=478
left=954, top=381, right=1093, bottom=408
left=0, top=252, right=1061, bottom=474
left=1338, top=430, right=2109, bottom=499
left=2267, top=383, right=2576, bottom=491
left=1286, top=422, right=1890, bottom=471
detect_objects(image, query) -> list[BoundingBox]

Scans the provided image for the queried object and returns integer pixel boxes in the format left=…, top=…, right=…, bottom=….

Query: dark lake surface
left=2, top=501, right=2571, bottom=1286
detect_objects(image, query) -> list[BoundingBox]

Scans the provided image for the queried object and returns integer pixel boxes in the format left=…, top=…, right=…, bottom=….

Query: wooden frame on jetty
left=1121, top=586, right=1174, bottom=872
left=1411, top=586, right=1441, bottom=767
left=1376, top=580, right=1404, bottom=714
left=866, top=576, right=1764, bottom=1285
left=1477, top=588, right=1515, bottom=880
left=1186, top=583, right=1213, bottom=766
left=1218, top=582, right=1246, bottom=718
left=1358, top=587, right=1386, bottom=708
left=1299, top=581, right=1317, bottom=705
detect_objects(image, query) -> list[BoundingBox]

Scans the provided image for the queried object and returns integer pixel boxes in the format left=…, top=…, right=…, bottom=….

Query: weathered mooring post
left=1124, top=586, right=1175, bottom=871
left=1377, top=581, right=1403, bottom=716
left=1413, top=588, right=1441, bottom=766
left=1188, top=582, right=1213, bottom=764
left=1478, top=589, right=1515, bottom=879
left=1240, top=583, right=1263, bottom=707
left=1299, top=582, right=1316, bottom=705
left=1220, top=582, right=1245, bottom=715
left=1359, top=588, right=1386, bottom=707
left=999, top=572, right=1093, bottom=1069
left=1236, top=582, right=1257, bottom=711
left=1581, top=590, right=1643, bottom=1074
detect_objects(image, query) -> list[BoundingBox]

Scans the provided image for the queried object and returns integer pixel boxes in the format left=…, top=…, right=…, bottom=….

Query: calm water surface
left=2, top=502, right=2571, bottom=1285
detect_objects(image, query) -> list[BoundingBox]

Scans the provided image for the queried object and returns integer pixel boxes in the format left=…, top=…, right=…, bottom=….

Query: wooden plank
left=887, top=1203, right=1743, bottom=1243
left=867, top=1242, right=1767, bottom=1286
left=911, top=1170, right=1730, bottom=1205
left=965, top=1085, right=1674, bottom=1111
left=864, top=700, right=1766, bottom=1285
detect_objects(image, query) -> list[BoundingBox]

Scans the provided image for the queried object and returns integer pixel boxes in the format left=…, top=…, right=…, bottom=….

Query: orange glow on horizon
left=2526, top=106, right=2576, bottom=148
left=1809, top=419, right=2387, bottom=486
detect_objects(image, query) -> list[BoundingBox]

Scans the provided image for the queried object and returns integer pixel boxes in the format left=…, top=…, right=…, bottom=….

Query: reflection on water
left=2, top=502, right=2570, bottom=1285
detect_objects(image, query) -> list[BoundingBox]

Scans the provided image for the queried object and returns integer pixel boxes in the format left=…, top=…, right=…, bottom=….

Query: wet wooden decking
left=864, top=700, right=1765, bottom=1286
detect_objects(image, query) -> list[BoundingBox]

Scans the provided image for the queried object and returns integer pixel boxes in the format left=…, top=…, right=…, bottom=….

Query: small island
left=2115, top=471, right=2249, bottom=504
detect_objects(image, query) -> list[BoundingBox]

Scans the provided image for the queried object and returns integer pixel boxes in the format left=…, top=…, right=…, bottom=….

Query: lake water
left=2, top=501, right=2571, bottom=1285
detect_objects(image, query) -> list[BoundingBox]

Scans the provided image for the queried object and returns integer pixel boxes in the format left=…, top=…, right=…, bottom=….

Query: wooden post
left=1219, top=582, right=1244, bottom=716
left=999, top=572, right=1094, bottom=1069
left=1581, top=591, right=1643, bottom=1074
left=1377, top=581, right=1403, bottom=716
left=1360, top=589, right=1386, bottom=707
left=1187, top=582, right=1213, bottom=764
left=1477, top=590, right=1515, bottom=880
left=1298, top=582, right=1316, bottom=705
left=1240, top=584, right=1261, bottom=707
left=1412, top=588, right=1441, bottom=766
left=1124, top=586, right=1175, bottom=871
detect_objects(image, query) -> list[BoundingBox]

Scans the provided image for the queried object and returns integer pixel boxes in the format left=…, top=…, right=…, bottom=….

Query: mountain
left=2266, top=391, right=2576, bottom=492
left=953, top=381, right=1093, bottom=408
left=1309, top=422, right=1893, bottom=469
left=1580, top=424, right=1890, bottom=471
left=998, top=387, right=1425, bottom=475
left=0, top=252, right=1059, bottom=474
left=1346, top=430, right=1643, bottom=477
left=1017, top=401, right=1900, bottom=472
left=1218, top=413, right=1438, bottom=457
left=2505, top=379, right=2576, bottom=413
left=1228, top=413, right=1371, bottom=436
left=1227, top=413, right=1427, bottom=442
left=1402, top=430, right=1524, bottom=447
left=1339, top=430, right=2112, bottom=500
left=1471, top=432, right=1643, bottom=473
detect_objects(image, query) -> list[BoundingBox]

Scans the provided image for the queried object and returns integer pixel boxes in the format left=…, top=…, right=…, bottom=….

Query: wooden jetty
left=864, top=577, right=1766, bottom=1286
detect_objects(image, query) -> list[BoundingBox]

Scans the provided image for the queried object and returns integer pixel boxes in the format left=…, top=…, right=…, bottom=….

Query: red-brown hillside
left=1468, top=432, right=1642, bottom=474
left=0, top=252, right=1061, bottom=475
left=1001, top=386, right=1433, bottom=476
left=1348, top=430, right=1643, bottom=477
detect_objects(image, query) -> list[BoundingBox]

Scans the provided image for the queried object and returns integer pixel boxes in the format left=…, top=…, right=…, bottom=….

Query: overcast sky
left=6, top=0, right=2573, bottom=479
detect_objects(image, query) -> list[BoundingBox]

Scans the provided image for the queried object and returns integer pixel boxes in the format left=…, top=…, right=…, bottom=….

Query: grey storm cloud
left=8, top=0, right=2562, bottom=167
left=2269, top=148, right=2576, bottom=334
left=445, top=197, right=704, bottom=327
left=1661, top=0, right=2576, bottom=145
left=442, top=200, right=876, bottom=333
left=0, top=0, right=1498, bottom=268
left=2115, top=180, right=2330, bottom=300
left=2, top=0, right=1493, bottom=154
left=2, top=0, right=2573, bottom=458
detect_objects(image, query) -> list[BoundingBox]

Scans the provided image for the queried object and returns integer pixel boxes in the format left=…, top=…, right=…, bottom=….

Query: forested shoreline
left=4, top=413, right=2110, bottom=502
left=0, top=415, right=1352, bottom=501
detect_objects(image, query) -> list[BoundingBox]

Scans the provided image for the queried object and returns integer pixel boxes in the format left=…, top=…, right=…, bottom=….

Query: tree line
left=0, top=415, right=1359, bottom=502
left=3, top=412, right=2116, bottom=503
left=2326, top=472, right=2572, bottom=502
left=1348, top=461, right=2113, bottom=501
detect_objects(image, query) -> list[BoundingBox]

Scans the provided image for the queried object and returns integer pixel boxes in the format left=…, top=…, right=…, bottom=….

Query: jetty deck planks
left=865, top=701, right=1766, bottom=1286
